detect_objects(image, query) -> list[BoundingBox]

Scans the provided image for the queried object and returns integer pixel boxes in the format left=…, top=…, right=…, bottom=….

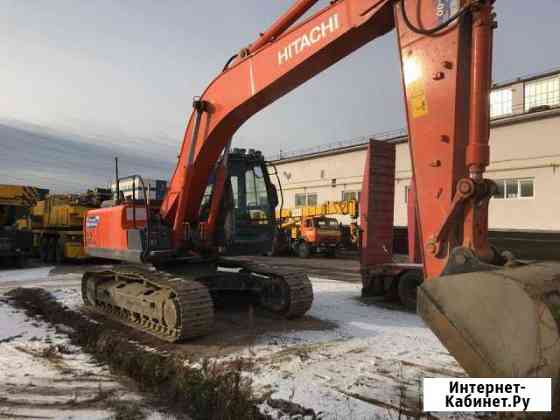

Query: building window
left=295, top=193, right=306, bottom=207
left=493, top=178, right=534, bottom=200
left=525, top=76, right=560, bottom=112
left=490, top=88, right=513, bottom=118
left=295, top=192, right=318, bottom=207
left=307, top=193, right=318, bottom=206
left=404, top=185, right=410, bottom=203
left=520, top=179, right=534, bottom=198
left=342, top=190, right=361, bottom=201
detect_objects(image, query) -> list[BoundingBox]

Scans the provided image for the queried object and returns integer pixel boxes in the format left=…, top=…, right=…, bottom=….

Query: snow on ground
left=0, top=266, right=54, bottom=284
left=0, top=265, right=86, bottom=311
left=0, top=265, right=84, bottom=292
left=0, top=266, right=469, bottom=419
left=0, top=298, right=126, bottom=419
left=219, top=278, right=467, bottom=419
left=51, top=285, right=84, bottom=310
left=0, top=268, right=175, bottom=420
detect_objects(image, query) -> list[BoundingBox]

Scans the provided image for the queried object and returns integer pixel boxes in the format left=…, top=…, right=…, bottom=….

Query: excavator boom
left=160, top=0, right=396, bottom=246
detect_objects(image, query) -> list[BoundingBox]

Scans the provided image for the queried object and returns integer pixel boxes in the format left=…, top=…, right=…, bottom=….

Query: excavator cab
left=202, top=148, right=278, bottom=256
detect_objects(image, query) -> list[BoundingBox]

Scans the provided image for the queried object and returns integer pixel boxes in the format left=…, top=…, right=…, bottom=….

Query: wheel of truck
left=47, top=238, right=57, bottom=263
left=290, top=241, right=298, bottom=255
left=14, top=254, right=27, bottom=269
left=361, top=275, right=385, bottom=297
left=297, top=242, right=311, bottom=259
left=325, top=248, right=337, bottom=258
left=55, top=240, right=65, bottom=264
left=39, top=237, right=49, bottom=262
left=271, top=231, right=287, bottom=256
left=397, top=270, right=423, bottom=311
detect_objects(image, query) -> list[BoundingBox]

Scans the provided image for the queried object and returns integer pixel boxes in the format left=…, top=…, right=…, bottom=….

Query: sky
left=1, top=0, right=559, bottom=191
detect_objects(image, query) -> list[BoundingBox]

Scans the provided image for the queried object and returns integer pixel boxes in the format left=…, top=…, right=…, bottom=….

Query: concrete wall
left=272, top=113, right=560, bottom=231
left=486, top=116, right=560, bottom=230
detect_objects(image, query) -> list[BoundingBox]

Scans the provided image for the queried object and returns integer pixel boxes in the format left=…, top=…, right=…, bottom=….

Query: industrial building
left=270, top=68, right=560, bottom=234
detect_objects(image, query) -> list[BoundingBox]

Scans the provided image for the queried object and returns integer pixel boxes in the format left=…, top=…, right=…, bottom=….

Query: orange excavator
left=82, top=0, right=560, bottom=403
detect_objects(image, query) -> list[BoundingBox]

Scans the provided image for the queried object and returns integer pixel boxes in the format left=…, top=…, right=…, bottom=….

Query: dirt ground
left=0, top=255, right=410, bottom=364
left=0, top=255, right=407, bottom=362
left=89, top=295, right=337, bottom=361
left=235, top=255, right=362, bottom=282
left=0, top=261, right=338, bottom=361
left=0, top=258, right=465, bottom=419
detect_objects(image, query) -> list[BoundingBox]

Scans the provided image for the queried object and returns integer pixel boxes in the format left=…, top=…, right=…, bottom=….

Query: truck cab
left=293, top=216, right=341, bottom=258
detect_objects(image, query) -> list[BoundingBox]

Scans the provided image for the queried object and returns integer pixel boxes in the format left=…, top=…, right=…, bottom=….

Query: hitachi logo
left=278, top=13, right=340, bottom=65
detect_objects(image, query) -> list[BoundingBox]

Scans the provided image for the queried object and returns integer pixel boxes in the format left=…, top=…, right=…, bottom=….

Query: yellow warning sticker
left=409, top=80, right=428, bottom=118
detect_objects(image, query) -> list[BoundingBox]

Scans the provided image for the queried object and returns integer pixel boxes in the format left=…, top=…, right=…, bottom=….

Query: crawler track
left=82, top=266, right=214, bottom=342
left=230, top=261, right=314, bottom=318
left=82, top=261, right=313, bottom=343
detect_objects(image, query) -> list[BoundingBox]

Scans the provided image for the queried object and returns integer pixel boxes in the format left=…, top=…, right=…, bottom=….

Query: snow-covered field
left=218, top=278, right=466, bottom=419
left=0, top=265, right=466, bottom=419
left=0, top=267, right=174, bottom=420
left=0, top=297, right=132, bottom=419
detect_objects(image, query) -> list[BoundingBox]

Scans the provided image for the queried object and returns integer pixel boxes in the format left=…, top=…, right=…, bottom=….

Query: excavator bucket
left=418, top=262, right=560, bottom=396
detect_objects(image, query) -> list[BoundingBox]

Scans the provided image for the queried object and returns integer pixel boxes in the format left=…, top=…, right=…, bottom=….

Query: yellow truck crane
left=0, top=184, right=48, bottom=267
left=19, top=189, right=111, bottom=263
left=276, top=200, right=359, bottom=258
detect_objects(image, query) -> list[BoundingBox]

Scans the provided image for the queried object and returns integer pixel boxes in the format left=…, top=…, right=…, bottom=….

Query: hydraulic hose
left=400, top=0, right=481, bottom=36
left=222, top=54, right=238, bottom=71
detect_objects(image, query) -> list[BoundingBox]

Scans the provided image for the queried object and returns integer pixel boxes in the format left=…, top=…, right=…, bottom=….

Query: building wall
left=486, top=116, right=560, bottom=230
left=275, top=149, right=365, bottom=206
left=272, top=69, right=560, bottom=231
left=272, top=113, right=560, bottom=231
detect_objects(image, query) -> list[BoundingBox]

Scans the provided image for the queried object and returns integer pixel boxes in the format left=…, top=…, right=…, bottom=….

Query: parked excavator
left=82, top=0, right=560, bottom=408
left=83, top=144, right=313, bottom=341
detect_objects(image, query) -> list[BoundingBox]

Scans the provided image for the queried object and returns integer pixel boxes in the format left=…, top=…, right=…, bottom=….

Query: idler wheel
left=162, top=299, right=180, bottom=329
left=260, top=277, right=290, bottom=314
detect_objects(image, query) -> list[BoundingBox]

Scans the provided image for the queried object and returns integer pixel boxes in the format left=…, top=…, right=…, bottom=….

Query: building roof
left=492, top=66, right=560, bottom=90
